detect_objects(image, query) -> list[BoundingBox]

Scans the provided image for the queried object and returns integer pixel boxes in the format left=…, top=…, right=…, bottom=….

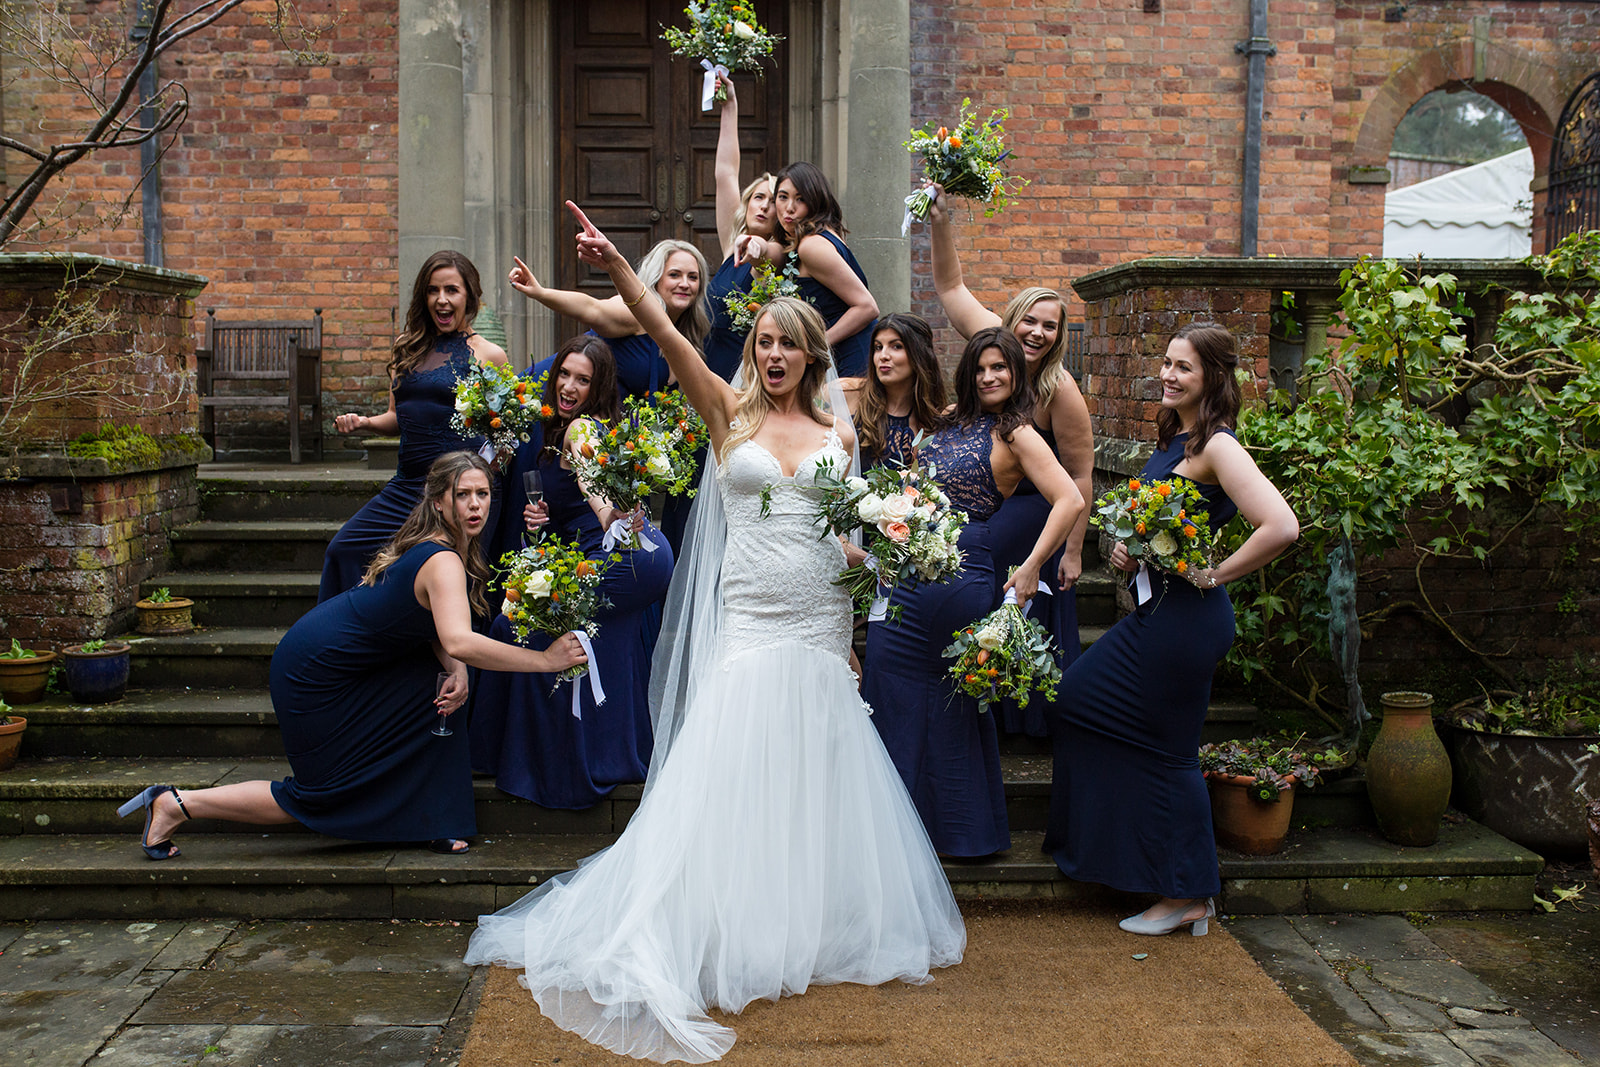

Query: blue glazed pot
left=61, top=643, right=131, bottom=704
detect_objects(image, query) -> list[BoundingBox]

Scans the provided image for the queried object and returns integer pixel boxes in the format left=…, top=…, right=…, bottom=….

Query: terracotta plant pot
left=1208, top=772, right=1297, bottom=855
left=0, top=649, right=57, bottom=705
left=0, top=715, right=27, bottom=771
left=61, top=642, right=132, bottom=704
left=135, top=597, right=194, bottom=635
left=1366, top=691, right=1453, bottom=847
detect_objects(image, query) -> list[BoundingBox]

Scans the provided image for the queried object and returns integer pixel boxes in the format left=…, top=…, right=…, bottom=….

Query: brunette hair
left=635, top=240, right=711, bottom=355
left=854, top=313, right=947, bottom=463
left=1155, top=322, right=1242, bottom=458
left=732, top=172, right=776, bottom=238
left=391, top=250, right=482, bottom=378
left=773, top=161, right=848, bottom=244
left=363, top=451, right=494, bottom=616
left=721, top=296, right=834, bottom=463
left=950, top=327, right=1035, bottom=442
left=999, top=287, right=1069, bottom=406
left=541, top=334, right=619, bottom=458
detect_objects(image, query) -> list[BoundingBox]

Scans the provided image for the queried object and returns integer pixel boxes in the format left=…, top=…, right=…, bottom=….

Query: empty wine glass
left=431, top=672, right=454, bottom=737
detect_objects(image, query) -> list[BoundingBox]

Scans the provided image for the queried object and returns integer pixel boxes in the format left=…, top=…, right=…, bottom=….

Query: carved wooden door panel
left=555, top=0, right=787, bottom=342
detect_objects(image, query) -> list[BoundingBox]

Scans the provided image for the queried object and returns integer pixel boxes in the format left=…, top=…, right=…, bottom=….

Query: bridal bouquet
left=495, top=537, right=615, bottom=681
left=943, top=593, right=1062, bottom=713
left=723, top=258, right=801, bottom=332
left=452, top=361, right=540, bottom=459
left=566, top=392, right=706, bottom=547
left=661, top=0, right=782, bottom=109
left=1092, top=475, right=1215, bottom=578
left=902, top=100, right=1028, bottom=233
left=810, top=443, right=967, bottom=617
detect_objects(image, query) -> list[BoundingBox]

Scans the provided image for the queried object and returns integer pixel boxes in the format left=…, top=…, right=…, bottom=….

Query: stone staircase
left=0, top=464, right=1543, bottom=920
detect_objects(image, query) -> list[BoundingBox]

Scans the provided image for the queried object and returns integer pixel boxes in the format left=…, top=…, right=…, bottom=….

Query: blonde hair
left=636, top=240, right=712, bottom=355
left=719, top=296, right=833, bottom=463
left=999, top=287, right=1068, bottom=407
left=363, top=451, right=494, bottom=616
left=732, top=173, right=776, bottom=238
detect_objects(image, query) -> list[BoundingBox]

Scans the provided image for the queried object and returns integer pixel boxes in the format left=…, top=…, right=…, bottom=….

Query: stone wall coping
left=2, top=441, right=213, bottom=481
left=1072, top=256, right=1544, bottom=303
left=0, top=253, right=208, bottom=298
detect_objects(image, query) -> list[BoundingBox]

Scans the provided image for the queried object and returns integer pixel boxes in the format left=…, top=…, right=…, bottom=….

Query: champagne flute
left=431, top=672, right=454, bottom=737
left=522, top=470, right=544, bottom=545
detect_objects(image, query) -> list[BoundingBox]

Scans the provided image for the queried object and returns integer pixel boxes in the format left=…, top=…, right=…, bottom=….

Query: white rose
left=524, top=570, right=554, bottom=599
left=647, top=453, right=672, bottom=478
left=500, top=597, right=515, bottom=617
left=1149, top=530, right=1178, bottom=557
left=846, top=476, right=870, bottom=495
left=918, top=503, right=936, bottom=522
left=732, top=19, right=756, bottom=39
left=856, top=493, right=886, bottom=523
left=879, top=493, right=915, bottom=524
left=975, top=626, right=1005, bottom=650
left=454, top=393, right=473, bottom=414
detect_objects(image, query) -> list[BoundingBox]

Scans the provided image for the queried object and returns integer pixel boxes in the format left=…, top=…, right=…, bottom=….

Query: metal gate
left=1546, top=70, right=1600, bottom=246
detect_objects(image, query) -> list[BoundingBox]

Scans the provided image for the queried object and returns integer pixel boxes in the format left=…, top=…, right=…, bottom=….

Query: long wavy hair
left=1156, top=322, right=1242, bottom=459
left=635, top=240, right=711, bottom=355
left=732, top=172, right=776, bottom=238
left=541, top=334, right=619, bottom=459
left=854, top=313, right=947, bottom=463
left=363, top=451, right=494, bottom=616
left=950, top=327, right=1036, bottom=443
left=773, top=161, right=848, bottom=245
left=720, top=296, right=834, bottom=463
left=1000, top=287, right=1069, bottom=407
left=391, top=250, right=482, bottom=378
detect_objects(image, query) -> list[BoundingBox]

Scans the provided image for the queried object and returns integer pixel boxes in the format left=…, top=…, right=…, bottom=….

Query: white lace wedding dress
left=465, top=430, right=966, bottom=1063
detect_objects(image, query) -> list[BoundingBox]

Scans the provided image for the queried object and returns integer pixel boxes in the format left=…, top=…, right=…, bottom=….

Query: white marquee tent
left=1382, top=147, right=1534, bottom=259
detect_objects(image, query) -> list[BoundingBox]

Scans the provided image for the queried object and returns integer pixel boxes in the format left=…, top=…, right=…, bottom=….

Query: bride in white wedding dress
left=464, top=203, right=965, bottom=1063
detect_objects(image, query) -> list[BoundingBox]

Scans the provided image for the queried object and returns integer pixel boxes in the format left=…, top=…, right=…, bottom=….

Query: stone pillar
left=1301, top=290, right=1338, bottom=366
left=398, top=0, right=468, bottom=295
left=839, top=0, right=910, bottom=316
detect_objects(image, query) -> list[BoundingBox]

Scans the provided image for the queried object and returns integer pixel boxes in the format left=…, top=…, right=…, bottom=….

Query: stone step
left=128, top=629, right=285, bottom=689
left=170, top=520, right=344, bottom=572
left=0, top=820, right=1542, bottom=921
left=198, top=464, right=390, bottom=522
left=137, top=573, right=321, bottom=627
left=364, top=437, right=401, bottom=472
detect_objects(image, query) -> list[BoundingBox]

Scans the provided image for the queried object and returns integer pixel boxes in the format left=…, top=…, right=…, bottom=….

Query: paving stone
left=212, top=920, right=472, bottom=974
left=1226, top=917, right=1386, bottom=1033
left=1348, top=1031, right=1478, bottom=1066
left=94, top=1023, right=443, bottom=1067
left=0, top=986, right=155, bottom=1066
left=0, top=924, right=21, bottom=953
left=1446, top=1005, right=1532, bottom=1029
left=1348, top=970, right=1455, bottom=1031
left=1447, top=1027, right=1587, bottom=1066
left=0, top=921, right=186, bottom=989
left=1288, top=914, right=1450, bottom=962
left=147, top=922, right=239, bottom=971
left=1369, top=960, right=1513, bottom=1011
left=132, top=970, right=468, bottom=1027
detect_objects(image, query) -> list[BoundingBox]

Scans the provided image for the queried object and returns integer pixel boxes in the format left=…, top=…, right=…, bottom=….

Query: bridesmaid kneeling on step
left=117, top=451, right=588, bottom=860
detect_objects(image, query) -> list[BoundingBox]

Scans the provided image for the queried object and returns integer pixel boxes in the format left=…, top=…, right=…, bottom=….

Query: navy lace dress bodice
left=792, top=231, right=875, bottom=378
left=864, top=412, right=917, bottom=473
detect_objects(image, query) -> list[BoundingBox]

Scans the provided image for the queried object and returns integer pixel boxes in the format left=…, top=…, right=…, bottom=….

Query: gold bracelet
left=623, top=286, right=649, bottom=308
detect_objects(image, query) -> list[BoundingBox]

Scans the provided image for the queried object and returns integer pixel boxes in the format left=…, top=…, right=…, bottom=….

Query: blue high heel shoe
left=116, top=785, right=191, bottom=860
left=1118, top=898, right=1214, bottom=936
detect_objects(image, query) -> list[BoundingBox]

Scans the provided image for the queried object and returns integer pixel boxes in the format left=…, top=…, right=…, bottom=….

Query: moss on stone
left=64, top=424, right=207, bottom=473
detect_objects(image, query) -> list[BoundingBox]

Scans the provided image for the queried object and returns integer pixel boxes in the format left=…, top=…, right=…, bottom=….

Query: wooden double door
left=555, top=0, right=788, bottom=334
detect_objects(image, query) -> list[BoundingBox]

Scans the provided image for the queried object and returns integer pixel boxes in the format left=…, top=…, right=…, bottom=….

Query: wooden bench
left=195, top=310, right=324, bottom=463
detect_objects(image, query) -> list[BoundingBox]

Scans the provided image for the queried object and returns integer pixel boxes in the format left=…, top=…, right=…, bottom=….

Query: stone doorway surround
left=397, top=0, right=911, bottom=368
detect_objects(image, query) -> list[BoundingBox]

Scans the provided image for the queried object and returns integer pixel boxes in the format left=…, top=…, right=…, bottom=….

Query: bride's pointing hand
left=566, top=201, right=620, bottom=268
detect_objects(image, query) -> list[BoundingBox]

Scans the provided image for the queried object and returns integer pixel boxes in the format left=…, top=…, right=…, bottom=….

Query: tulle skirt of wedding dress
left=465, top=641, right=967, bottom=1063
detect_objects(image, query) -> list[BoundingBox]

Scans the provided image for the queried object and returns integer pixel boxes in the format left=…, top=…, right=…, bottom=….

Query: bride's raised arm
left=567, top=201, right=737, bottom=447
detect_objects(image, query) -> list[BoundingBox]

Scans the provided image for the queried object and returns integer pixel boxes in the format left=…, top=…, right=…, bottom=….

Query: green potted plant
left=1445, top=665, right=1600, bottom=861
left=135, top=586, right=194, bottom=635
left=60, top=638, right=132, bottom=703
left=0, top=638, right=58, bottom=705
left=1198, top=736, right=1337, bottom=855
left=0, top=697, right=25, bottom=771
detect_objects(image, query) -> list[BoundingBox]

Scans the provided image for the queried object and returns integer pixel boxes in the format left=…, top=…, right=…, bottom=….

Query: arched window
left=1546, top=71, right=1600, bottom=246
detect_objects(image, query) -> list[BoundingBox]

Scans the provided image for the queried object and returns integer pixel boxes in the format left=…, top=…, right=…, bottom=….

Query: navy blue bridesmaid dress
left=1042, top=430, right=1240, bottom=900
left=271, top=540, right=474, bottom=841
left=469, top=446, right=673, bottom=809
left=792, top=232, right=874, bottom=378
left=319, top=333, right=498, bottom=602
left=704, top=253, right=754, bottom=382
left=861, top=414, right=1010, bottom=857
left=609, top=332, right=672, bottom=402
left=987, top=423, right=1082, bottom=737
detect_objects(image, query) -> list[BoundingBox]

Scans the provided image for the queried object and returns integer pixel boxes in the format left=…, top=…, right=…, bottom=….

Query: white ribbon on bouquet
left=700, top=60, right=730, bottom=111
left=570, top=630, right=605, bottom=720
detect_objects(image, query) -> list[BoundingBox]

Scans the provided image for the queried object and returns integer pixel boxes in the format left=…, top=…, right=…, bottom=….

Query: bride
left=465, top=203, right=966, bottom=1062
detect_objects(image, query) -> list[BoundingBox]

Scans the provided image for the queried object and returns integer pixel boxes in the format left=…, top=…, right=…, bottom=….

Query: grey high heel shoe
left=1117, top=898, right=1214, bottom=936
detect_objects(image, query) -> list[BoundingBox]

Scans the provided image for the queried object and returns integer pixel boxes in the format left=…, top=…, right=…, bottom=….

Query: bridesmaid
left=862, top=328, right=1082, bottom=858
left=508, top=241, right=709, bottom=401
left=841, top=312, right=947, bottom=471
left=769, top=161, right=878, bottom=377
left=1043, top=324, right=1297, bottom=936
left=704, top=72, right=778, bottom=383
left=470, top=336, right=674, bottom=809
left=321, top=251, right=508, bottom=602
left=927, top=186, right=1094, bottom=736
left=119, top=452, right=587, bottom=859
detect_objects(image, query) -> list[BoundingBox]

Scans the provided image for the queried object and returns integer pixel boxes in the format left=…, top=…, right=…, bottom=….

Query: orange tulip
left=1135, top=522, right=1146, bottom=535
left=504, top=587, right=521, bottom=601
left=976, top=649, right=989, bottom=666
left=937, top=126, right=948, bottom=140
left=490, top=417, right=503, bottom=430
